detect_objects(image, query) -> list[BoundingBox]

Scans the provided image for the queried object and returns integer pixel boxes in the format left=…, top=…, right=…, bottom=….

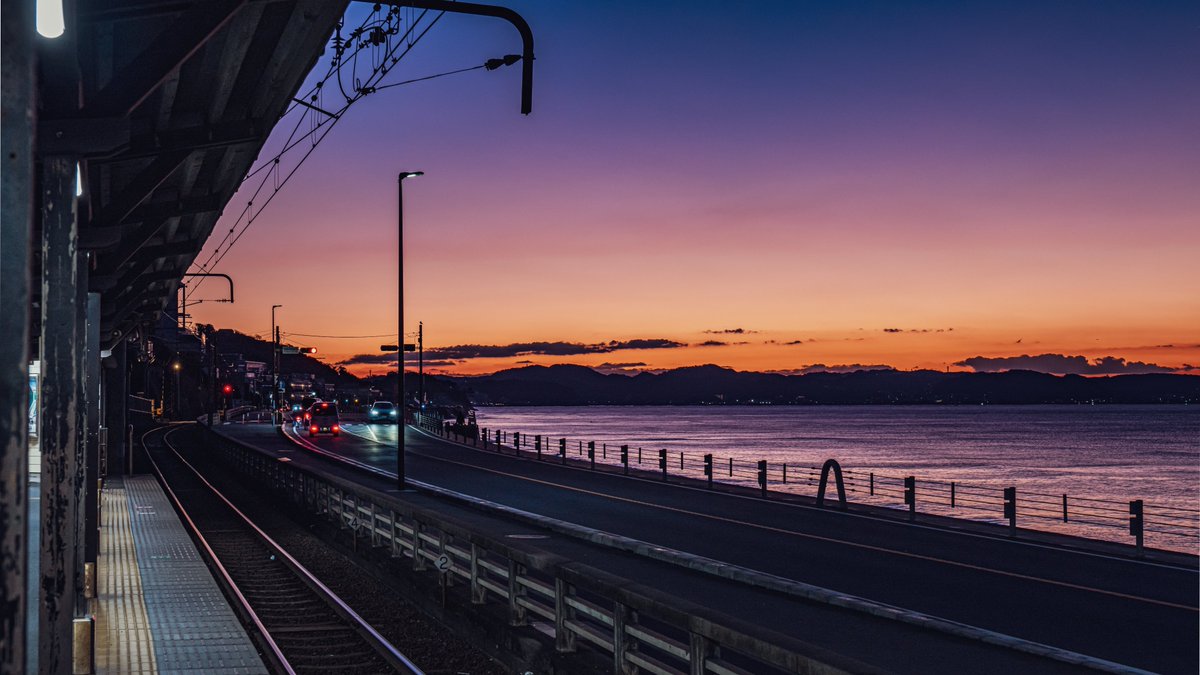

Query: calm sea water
left=475, top=405, right=1200, bottom=550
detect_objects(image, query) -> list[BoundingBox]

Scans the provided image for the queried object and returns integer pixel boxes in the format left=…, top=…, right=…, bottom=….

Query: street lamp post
left=271, top=304, right=282, bottom=421
left=397, top=170, right=423, bottom=489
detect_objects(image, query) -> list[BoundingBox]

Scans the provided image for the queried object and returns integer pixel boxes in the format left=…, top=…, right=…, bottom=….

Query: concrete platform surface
left=92, top=476, right=267, bottom=674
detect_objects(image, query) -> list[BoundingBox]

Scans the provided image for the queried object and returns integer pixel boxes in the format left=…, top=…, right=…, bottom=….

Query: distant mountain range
left=439, top=364, right=1200, bottom=405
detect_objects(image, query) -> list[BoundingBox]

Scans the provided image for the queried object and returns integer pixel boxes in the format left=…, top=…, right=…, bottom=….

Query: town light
left=37, top=0, right=65, bottom=38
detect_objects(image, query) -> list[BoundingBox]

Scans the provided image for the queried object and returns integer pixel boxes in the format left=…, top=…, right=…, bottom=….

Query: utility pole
left=397, top=171, right=422, bottom=489
left=418, top=321, right=424, bottom=404
left=270, top=304, right=281, bottom=421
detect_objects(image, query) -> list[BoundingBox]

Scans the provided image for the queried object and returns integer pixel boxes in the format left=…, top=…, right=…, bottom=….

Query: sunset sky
left=188, top=0, right=1199, bottom=377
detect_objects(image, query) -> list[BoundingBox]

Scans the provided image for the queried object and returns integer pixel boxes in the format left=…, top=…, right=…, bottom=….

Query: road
left=218, top=420, right=1199, bottom=674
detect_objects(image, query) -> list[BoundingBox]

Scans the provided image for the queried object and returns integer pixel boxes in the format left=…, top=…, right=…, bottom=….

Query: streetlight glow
left=399, top=171, right=424, bottom=180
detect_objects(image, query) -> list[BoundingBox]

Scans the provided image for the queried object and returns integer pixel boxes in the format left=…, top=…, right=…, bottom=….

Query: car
left=306, top=401, right=340, bottom=436
left=368, top=401, right=398, bottom=424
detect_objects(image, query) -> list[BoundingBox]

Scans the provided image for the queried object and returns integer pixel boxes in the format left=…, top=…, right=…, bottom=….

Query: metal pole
left=270, top=304, right=281, bottom=420
left=418, top=321, right=424, bottom=404
left=0, top=0, right=35, bottom=665
left=397, top=175, right=406, bottom=488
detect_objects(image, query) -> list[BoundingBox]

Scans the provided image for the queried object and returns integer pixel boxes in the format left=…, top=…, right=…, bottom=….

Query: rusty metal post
left=0, top=0, right=35, bottom=668
left=39, top=156, right=81, bottom=675
left=84, top=293, right=101, bottom=594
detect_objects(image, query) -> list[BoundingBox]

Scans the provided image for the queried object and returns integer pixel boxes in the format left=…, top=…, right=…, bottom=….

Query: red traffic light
left=222, top=384, right=233, bottom=395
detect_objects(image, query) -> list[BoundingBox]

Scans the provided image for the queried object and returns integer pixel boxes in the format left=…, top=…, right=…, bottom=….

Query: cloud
left=593, top=361, right=651, bottom=375
left=703, top=328, right=757, bottom=334
left=338, top=353, right=400, bottom=366
left=425, top=338, right=686, bottom=361
left=954, top=354, right=1183, bottom=375
left=883, top=327, right=954, bottom=334
left=697, top=340, right=727, bottom=347
left=767, top=364, right=895, bottom=375
left=784, top=339, right=806, bottom=345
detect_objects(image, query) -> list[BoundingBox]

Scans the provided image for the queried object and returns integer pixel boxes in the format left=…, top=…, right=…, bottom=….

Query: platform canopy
left=34, top=0, right=348, bottom=351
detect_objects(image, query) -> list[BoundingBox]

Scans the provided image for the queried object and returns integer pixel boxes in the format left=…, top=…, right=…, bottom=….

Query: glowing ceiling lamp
left=37, top=0, right=65, bottom=38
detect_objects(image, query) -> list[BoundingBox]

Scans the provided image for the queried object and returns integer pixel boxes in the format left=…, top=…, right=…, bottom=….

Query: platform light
left=37, top=0, right=65, bottom=38
left=75, top=163, right=83, bottom=197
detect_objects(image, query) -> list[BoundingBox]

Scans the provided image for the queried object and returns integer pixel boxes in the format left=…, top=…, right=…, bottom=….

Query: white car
left=368, top=401, right=398, bottom=424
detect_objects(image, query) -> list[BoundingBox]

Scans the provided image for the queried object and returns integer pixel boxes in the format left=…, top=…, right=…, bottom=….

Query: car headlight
left=369, top=410, right=377, bottom=416
left=389, top=411, right=397, bottom=416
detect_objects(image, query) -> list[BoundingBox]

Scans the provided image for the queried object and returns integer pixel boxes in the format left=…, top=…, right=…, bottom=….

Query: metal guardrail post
left=704, top=454, right=713, bottom=489
left=758, top=460, right=767, bottom=497
left=495, top=429, right=501, bottom=450
left=904, top=476, right=916, bottom=521
left=680, top=451, right=684, bottom=470
left=1003, top=487, right=1017, bottom=536
left=782, top=463, right=787, bottom=484
left=559, top=438, right=566, bottom=464
left=870, top=472, right=875, bottom=496
left=621, top=445, right=629, bottom=475
left=613, top=601, right=633, bottom=673
left=507, top=560, right=526, bottom=626
left=729, top=457, right=733, bottom=477
left=587, top=441, right=595, bottom=470
left=514, top=431, right=520, bottom=451
left=554, top=577, right=575, bottom=652
left=470, top=544, right=486, bottom=604
left=412, top=520, right=425, bottom=571
left=689, top=632, right=712, bottom=675
left=480, top=427, right=487, bottom=449
left=1129, top=500, right=1144, bottom=556
left=535, top=435, right=541, bottom=459
left=951, top=481, right=956, bottom=508
left=659, top=449, right=668, bottom=481
left=602, top=443, right=606, bottom=460
left=1062, top=494, right=1068, bottom=522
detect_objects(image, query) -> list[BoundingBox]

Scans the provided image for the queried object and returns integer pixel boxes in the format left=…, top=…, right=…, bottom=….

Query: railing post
left=1062, top=494, right=1069, bottom=522
left=559, top=438, right=566, bottom=465
left=481, top=427, right=488, bottom=449
left=689, top=632, right=713, bottom=675
left=951, top=481, right=956, bottom=508
left=613, top=601, right=636, bottom=673
left=602, top=443, right=606, bottom=460
left=904, top=476, right=916, bottom=521
left=514, top=431, right=520, bottom=451
left=507, top=560, right=527, bottom=626
left=704, top=454, right=713, bottom=489
left=782, top=462, right=787, bottom=484
left=680, top=451, right=684, bottom=470
left=535, top=434, right=541, bottom=459
left=758, top=460, right=768, bottom=496
left=389, top=510, right=400, bottom=558
left=588, top=441, right=595, bottom=470
left=728, top=457, right=733, bottom=477
left=470, top=544, right=485, bottom=604
left=495, top=429, right=501, bottom=449
left=621, top=445, right=629, bottom=475
left=1003, top=486, right=1017, bottom=537
left=870, top=472, right=875, bottom=496
left=659, top=449, right=668, bottom=481
left=412, top=520, right=426, bottom=570
left=554, top=577, right=576, bottom=652
left=1130, top=499, right=1144, bottom=556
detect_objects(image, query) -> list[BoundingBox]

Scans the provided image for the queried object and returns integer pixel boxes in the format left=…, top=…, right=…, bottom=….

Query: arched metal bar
left=816, top=459, right=847, bottom=509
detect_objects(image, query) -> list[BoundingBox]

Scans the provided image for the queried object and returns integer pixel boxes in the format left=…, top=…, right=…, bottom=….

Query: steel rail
left=146, top=424, right=423, bottom=674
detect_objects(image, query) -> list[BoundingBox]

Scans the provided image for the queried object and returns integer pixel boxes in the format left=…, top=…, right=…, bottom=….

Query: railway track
left=144, top=425, right=422, bottom=675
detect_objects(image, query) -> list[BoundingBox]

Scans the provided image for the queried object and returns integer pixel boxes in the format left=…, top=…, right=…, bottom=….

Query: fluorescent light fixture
left=75, top=163, right=83, bottom=197
left=37, top=0, right=65, bottom=38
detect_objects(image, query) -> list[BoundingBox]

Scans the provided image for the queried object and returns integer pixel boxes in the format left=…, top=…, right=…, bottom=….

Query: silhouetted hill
left=441, top=365, right=1200, bottom=405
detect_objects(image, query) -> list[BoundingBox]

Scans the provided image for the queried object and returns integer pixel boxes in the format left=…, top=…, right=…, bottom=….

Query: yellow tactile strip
left=92, top=477, right=158, bottom=674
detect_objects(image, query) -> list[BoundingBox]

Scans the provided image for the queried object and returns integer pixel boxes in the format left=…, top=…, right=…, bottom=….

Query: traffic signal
left=299, top=347, right=317, bottom=354
left=222, top=384, right=233, bottom=395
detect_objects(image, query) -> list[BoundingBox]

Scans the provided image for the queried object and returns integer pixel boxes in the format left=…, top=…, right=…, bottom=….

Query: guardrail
left=202, top=423, right=872, bottom=675
left=426, top=419, right=1198, bottom=554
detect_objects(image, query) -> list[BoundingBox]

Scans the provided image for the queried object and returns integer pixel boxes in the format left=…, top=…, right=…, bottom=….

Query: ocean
left=474, top=405, right=1200, bottom=552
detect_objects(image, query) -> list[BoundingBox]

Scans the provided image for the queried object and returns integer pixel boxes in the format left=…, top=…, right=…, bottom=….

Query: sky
left=188, top=0, right=1200, bottom=378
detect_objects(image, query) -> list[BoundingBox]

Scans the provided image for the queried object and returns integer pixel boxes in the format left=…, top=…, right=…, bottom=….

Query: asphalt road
left=220, top=421, right=1199, bottom=674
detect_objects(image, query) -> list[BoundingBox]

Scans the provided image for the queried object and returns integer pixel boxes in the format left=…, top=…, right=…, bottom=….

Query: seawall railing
left=418, top=416, right=1199, bottom=554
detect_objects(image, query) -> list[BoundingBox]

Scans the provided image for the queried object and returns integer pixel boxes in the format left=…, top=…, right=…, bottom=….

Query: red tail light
left=310, top=425, right=318, bottom=433
left=332, top=424, right=340, bottom=432
left=304, top=413, right=310, bottom=420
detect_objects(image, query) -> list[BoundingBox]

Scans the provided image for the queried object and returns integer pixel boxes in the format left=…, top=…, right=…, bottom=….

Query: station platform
left=92, top=476, right=266, bottom=674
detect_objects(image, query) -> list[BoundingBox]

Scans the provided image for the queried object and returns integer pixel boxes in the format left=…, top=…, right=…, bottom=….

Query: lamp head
left=399, top=171, right=424, bottom=181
